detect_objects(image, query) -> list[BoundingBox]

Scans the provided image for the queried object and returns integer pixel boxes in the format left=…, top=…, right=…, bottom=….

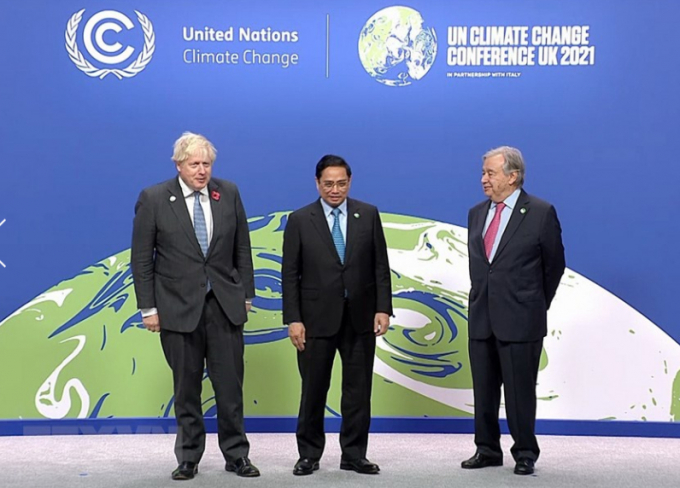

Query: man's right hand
left=288, top=322, right=306, bottom=351
left=143, top=314, right=160, bottom=333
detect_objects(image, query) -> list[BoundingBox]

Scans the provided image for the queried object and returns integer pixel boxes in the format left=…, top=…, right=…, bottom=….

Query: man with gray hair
left=131, top=132, right=259, bottom=480
left=461, top=146, right=565, bottom=475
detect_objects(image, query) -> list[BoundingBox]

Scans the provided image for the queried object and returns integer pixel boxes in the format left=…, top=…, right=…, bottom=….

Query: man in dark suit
left=462, top=146, right=565, bottom=476
left=131, top=132, right=260, bottom=480
left=282, top=155, right=392, bottom=476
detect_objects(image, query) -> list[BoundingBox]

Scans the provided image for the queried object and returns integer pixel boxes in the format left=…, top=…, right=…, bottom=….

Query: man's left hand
left=374, top=313, right=390, bottom=336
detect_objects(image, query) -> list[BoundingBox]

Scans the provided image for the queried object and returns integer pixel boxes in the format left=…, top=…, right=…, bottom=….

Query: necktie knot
left=332, top=207, right=341, bottom=218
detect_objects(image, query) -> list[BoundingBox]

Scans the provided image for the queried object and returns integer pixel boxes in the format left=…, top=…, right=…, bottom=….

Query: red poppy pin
left=211, top=190, right=221, bottom=201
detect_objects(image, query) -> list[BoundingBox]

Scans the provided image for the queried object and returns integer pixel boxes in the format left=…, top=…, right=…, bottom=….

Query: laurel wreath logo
left=65, top=9, right=155, bottom=79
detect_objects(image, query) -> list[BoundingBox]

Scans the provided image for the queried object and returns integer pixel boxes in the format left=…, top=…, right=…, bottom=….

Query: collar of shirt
left=319, top=198, right=348, bottom=218
left=178, top=176, right=208, bottom=199
left=493, top=188, right=521, bottom=211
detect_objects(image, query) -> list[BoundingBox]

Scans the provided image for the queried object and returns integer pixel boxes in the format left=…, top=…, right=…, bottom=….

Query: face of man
left=316, top=166, right=351, bottom=207
left=177, top=152, right=212, bottom=191
left=481, top=154, right=517, bottom=203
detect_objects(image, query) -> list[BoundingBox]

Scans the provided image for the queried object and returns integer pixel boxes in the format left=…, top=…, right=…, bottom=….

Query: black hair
left=315, top=154, right=352, bottom=179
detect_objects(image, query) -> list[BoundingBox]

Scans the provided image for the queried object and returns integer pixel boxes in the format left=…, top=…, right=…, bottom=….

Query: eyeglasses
left=321, top=180, right=349, bottom=190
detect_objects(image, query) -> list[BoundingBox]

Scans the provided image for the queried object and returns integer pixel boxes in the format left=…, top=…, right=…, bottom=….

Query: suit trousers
left=296, top=304, right=376, bottom=461
left=469, top=335, right=543, bottom=462
left=160, top=290, right=249, bottom=464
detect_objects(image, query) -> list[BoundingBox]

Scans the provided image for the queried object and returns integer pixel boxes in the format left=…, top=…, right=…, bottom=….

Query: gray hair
left=172, top=132, right=217, bottom=165
left=483, top=146, right=525, bottom=188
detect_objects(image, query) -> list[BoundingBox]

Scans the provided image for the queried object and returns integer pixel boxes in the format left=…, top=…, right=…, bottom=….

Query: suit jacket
left=282, top=198, right=392, bottom=337
left=467, top=189, right=565, bottom=342
left=131, top=177, right=255, bottom=332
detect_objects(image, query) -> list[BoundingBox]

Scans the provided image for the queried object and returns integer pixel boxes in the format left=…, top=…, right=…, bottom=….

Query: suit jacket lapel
left=310, top=199, right=343, bottom=265
left=494, top=190, right=530, bottom=261
left=344, top=199, right=359, bottom=265
left=167, top=179, right=204, bottom=257
left=206, top=181, right=221, bottom=259
left=473, top=200, right=491, bottom=263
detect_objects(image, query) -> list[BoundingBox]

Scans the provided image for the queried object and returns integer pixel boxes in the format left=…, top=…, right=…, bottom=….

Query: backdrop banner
left=0, top=0, right=678, bottom=431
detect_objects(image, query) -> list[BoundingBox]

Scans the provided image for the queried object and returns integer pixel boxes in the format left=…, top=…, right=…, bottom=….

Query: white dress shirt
left=319, top=198, right=348, bottom=240
left=178, top=176, right=213, bottom=243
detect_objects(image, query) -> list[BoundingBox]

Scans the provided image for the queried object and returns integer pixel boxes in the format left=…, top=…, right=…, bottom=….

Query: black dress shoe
left=171, top=461, right=198, bottom=480
left=340, top=458, right=380, bottom=474
left=293, top=458, right=320, bottom=476
left=514, top=458, right=535, bottom=475
left=225, top=457, right=261, bottom=477
left=461, top=452, right=503, bottom=469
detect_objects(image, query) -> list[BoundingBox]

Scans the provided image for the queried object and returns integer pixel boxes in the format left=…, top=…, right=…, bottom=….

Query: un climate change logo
left=65, top=9, right=155, bottom=79
left=358, top=6, right=437, bottom=86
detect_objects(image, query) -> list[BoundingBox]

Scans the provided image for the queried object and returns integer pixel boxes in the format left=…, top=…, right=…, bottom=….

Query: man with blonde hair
left=132, top=132, right=259, bottom=480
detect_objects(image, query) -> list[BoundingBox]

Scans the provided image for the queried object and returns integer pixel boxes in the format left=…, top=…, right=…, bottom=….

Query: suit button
left=200, top=283, right=206, bottom=288
left=489, top=269, right=493, bottom=274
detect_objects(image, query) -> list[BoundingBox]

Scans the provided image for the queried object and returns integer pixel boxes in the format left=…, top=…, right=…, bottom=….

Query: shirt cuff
left=140, top=307, right=158, bottom=318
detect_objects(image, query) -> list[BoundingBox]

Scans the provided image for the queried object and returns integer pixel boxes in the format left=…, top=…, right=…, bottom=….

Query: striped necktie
left=193, top=191, right=211, bottom=292
left=193, top=191, right=209, bottom=256
left=331, top=207, right=345, bottom=264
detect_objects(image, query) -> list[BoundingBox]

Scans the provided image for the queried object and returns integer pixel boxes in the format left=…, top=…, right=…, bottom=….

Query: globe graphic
left=358, top=6, right=437, bottom=86
left=1, top=212, right=679, bottom=422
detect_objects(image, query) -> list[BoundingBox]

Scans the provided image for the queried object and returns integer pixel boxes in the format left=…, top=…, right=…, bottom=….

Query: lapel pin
left=520, top=207, right=527, bottom=214
left=169, top=195, right=176, bottom=202
left=354, top=213, right=360, bottom=218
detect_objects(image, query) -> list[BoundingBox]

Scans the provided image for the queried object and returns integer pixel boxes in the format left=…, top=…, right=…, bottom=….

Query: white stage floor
left=0, top=433, right=678, bottom=487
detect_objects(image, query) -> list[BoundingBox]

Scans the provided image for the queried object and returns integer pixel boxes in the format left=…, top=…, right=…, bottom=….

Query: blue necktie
left=193, top=192, right=211, bottom=292
left=193, top=191, right=209, bottom=256
left=331, top=207, right=345, bottom=264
